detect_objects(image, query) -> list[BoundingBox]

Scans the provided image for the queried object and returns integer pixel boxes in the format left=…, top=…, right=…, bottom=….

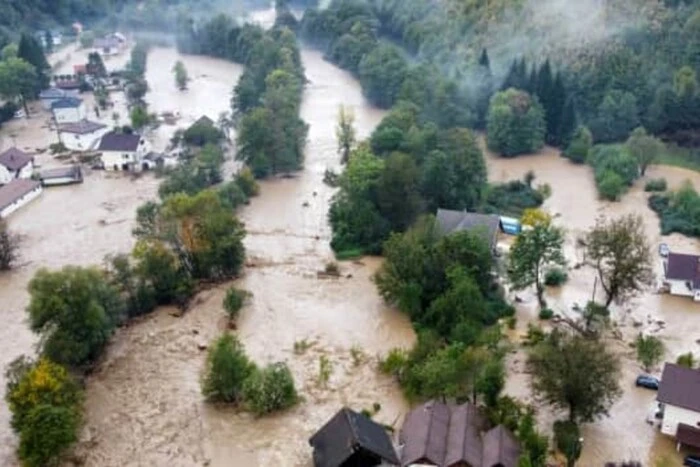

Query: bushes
left=635, top=334, right=664, bottom=372
left=554, top=420, right=582, bottom=467
left=563, top=126, right=592, bottom=163
left=486, top=89, right=546, bottom=157
left=544, top=268, right=568, bottom=286
left=644, top=178, right=667, bottom=192
left=588, top=145, right=639, bottom=201
left=482, top=179, right=545, bottom=217
left=5, top=357, right=82, bottom=467
left=538, top=308, right=554, bottom=320
left=648, top=182, right=700, bottom=237
left=242, top=363, right=298, bottom=415
left=223, top=287, right=249, bottom=321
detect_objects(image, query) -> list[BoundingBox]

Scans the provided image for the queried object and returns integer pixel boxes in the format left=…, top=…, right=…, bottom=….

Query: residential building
left=657, top=363, right=700, bottom=451
left=0, top=148, right=34, bottom=185
left=93, top=34, right=127, bottom=56
left=436, top=208, right=502, bottom=252
left=663, top=252, right=700, bottom=302
left=39, top=88, right=77, bottom=110
left=0, top=179, right=43, bottom=218
left=36, top=166, right=83, bottom=186
left=51, top=97, right=86, bottom=124
left=97, top=132, right=148, bottom=171
left=309, top=408, right=400, bottom=467
left=399, top=400, right=521, bottom=467
left=59, top=120, right=109, bottom=151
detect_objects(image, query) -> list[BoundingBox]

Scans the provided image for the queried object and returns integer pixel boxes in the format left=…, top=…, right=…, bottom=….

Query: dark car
left=636, top=375, right=660, bottom=390
left=684, top=455, right=700, bottom=467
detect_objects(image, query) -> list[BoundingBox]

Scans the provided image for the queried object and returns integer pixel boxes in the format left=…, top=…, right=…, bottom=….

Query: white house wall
left=102, top=151, right=138, bottom=170
left=0, top=186, right=43, bottom=218
left=660, top=404, right=700, bottom=437
left=0, top=166, right=12, bottom=185
left=53, top=105, right=87, bottom=124
left=61, top=128, right=110, bottom=151
left=666, top=279, right=696, bottom=297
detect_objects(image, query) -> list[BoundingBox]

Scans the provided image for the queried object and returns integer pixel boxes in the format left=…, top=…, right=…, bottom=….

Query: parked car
left=684, top=455, right=700, bottom=467
left=659, top=243, right=670, bottom=257
left=636, top=375, right=660, bottom=390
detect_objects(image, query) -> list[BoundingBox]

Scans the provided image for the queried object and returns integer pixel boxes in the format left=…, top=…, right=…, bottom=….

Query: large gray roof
left=658, top=363, right=700, bottom=412
left=0, top=147, right=33, bottom=171
left=0, top=179, right=41, bottom=212
left=59, top=120, right=106, bottom=135
left=435, top=208, right=501, bottom=247
left=665, top=253, right=700, bottom=289
left=97, top=132, right=142, bottom=152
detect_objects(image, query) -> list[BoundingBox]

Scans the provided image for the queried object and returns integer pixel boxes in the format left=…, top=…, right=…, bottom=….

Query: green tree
left=626, top=127, right=664, bottom=176
left=508, top=218, right=566, bottom=309
left=596, top=170, right=625, bottom=201
left=17, top=32, right=49, bottom=91
left=376, top=152, right=422, bottom=231
left=242, top=362, right=298, bottom=415
left=527, top=331, right=622, bottom=423
left=635, top=334, right=665, bottom=372
left=0, top=219, right=19, bottom=270
left=676, top=352, right=695, bottom=368
left=487, top=88, right=546, bottom=157
left=553, top=420, right=582, bottom=467
left=27, top=267, right=124, bottom=366
left=0, top=57, right=37, bottom=115
left=18, top=404, right=79, bottom=467
left=223, top=286, right=249, bottom=321
left=336, top=105, right=356, bottom=164
left=358, top=44, right=408, bottom=108
left=130, top=105, right=150, bottom=130
left=585, top=215, right=654, bottom=308
left=591, top=90, right=640, bottom=143
left=202, top=334, right=255, bottom=403
left=563, top=126, right=592, bottom=164
left=86, top=52, right=106, bottom=77
left=173, top=60, right=189, bottom=90
left=1, top=43, right=18, bottom=60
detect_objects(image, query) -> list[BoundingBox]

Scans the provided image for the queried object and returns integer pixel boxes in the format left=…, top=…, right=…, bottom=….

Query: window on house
left=123, top=154, right=129, bottom=160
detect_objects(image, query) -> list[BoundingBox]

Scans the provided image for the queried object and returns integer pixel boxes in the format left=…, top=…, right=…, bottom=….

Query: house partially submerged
left=97, top=132, right=148, bottom=171
left=0, top=179, right=43, bottom=218
left=0, top=148, right=34, bottom=184
left=39, top=88, right=77, bottom=110
left=59, top=120, right=108, bottom=151
left=51, top=97, right=86, bottom=124
left=309, top=408, right=400, bottom=467
left=436, top=209, right=502, bottom=251
left=663, top=252, right=700, bottom=302
left=36, top=165, right=83, bottom=186
left=399, top=401, right=521, bottom=467
left=658, top=363, right=700, bottom=451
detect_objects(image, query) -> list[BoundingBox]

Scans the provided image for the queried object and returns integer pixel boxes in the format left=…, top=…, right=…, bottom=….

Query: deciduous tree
left=626, top=127, right=664, bottom=176
left=527, top=330, right=622, bottom=423
left=173, top=60, right=189, bottom=90
left=635, top=334, right=665, bottom=372
left=336, top=105, right=356, bottom=164
left=0, top=219, right=19, bottom=270
left=585, top=215, right=654, bottom=308
left=202, top=334, right=255, bottom=403
left=0, top=57, right=37, bottom=115
left=487, top=88, right=545, bottom=157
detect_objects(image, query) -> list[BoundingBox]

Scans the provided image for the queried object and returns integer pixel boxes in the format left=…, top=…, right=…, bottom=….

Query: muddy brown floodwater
left=70, top=48, right=415, bottom=466
left=487, top=143, right=700, bottom=465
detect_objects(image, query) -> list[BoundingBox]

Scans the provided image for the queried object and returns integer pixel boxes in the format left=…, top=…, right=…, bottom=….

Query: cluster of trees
left=177, top=9, right=307, bottom=177
left=0, top=33, right=49, bottom=115
left=649, top=181, right=700, bottom=237
left=202, top=334, right=298, bottom=416
left=486, top=88, right=545, bottom=157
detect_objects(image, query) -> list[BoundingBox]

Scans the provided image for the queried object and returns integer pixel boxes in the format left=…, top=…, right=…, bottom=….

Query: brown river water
left=1, top=29, right=700, bottom=467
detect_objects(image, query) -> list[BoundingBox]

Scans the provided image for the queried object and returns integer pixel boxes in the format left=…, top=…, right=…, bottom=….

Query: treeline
left=5, top=134, right=258, bottom=466
left=177, top=7, right=308, bottom=177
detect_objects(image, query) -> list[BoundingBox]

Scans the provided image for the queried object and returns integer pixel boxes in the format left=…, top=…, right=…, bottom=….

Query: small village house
left=59, top=120, right=109, bottom=151
left=97, top=132, right=148, bottom=171
left=657, top=363, right=700, bottom=451
left=93, top=34, right=127, bottom=56
left=0, top=148, right=34, bottom=185
left=36, top=166, right=83, bottom=186
left=39, top=88, right=77, bottom=111
left=309, top=408, right=400, bottom=467
left=399, top=401, right=521, bottom=467
left=663, top=252, right=700, bottom=302
left=436, top=208, right=502, bottom=253
left=0, top=179, right=43, bottom=218
left=51, top=97, right=87, bottom=124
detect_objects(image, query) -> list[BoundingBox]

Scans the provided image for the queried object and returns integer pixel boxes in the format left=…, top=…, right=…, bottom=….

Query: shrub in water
left=544, top=268, right=568, bottom=287
left=644, top=178, right=667, bottom=192
left=242, top=362, right=298, bottom=415
left=538, top=308, right=554, bottom=320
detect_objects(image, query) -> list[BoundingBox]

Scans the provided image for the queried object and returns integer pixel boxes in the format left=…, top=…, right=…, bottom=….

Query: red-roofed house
left=663, top=252, right=700, bottom=302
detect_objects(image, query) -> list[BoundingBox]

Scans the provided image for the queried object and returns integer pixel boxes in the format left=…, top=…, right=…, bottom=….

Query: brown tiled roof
left=658, top=363, right=700, bottom=412
left=59, top=120, right=106, bottom=135
left=677, top=424, right=700, bottom=449
left=0, top=148, right=33, bottom=171
left=400, top=401, right=520, bottom=467
left=0, top=179, right=41, bottom=212
left=666, top=253, right=700, bottom=289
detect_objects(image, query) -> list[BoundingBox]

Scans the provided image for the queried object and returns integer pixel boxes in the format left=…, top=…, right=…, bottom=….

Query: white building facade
left=52, top=98, right=87, bottom=124
left=59, top=120, right=109, bottom=151
left=0, top=180, right=43, bottom=218
left=0, top=148, right=34, bottom=185
left=97, top=132, right=148, bottom=171
left=657, top=363, right=700, bottom=451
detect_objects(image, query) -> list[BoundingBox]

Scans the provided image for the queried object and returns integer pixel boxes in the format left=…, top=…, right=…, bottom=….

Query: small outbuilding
left=59, top=120, right=109, bottom=151
left=36, top=165, right=83, bottom=186
left=436, top=208, right=502, bottom=252
left=0, top=147, right=34, bottom=185
left=0, top=179, right=43, bottom=218
left=663, top=252, right=700, bottom=302
left=51, top=97, right=86, bottom=124
left=309, top=407, right=400, bottom=467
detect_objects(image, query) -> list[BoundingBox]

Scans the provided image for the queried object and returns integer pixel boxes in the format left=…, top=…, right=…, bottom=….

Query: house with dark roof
left=51, top=97, right=86, bottom=124
left=58, top=120, right=109, bottom=151
left=309, top=408, right=400, bottom=467
left=658, top=363, right=700, bottom=451
left=0, top=179, right=43, bottom=218
left=39, top=87, right=78, bottom=110
left=435, top=209, right=502, bottom=252
left=0, top=148, right=34, bottom=185
left=663, top=252, right=700, bottom=302
left=399, top=400, right=520, bottom=467
left=97, top=132, right=148, bottom=171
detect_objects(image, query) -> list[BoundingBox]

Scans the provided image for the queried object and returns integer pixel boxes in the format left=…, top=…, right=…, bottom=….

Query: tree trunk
left=20, top=96, right=29, bottom=118
left=604, top=290, right=614, bottom=309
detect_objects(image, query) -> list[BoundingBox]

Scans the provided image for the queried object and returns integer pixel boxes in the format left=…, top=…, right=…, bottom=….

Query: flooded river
left=1, top=26, right=700, bottom=467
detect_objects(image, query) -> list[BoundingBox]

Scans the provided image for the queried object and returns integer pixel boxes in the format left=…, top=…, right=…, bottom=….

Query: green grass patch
left=334, top=248, right=364, bottom=260
left=655, top=145, right=700, bottom=172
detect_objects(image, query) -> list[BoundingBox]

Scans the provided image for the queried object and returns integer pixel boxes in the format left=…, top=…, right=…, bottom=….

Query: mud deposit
left=487, top=145, right=700, bottom=465
left=72, top=48, right=414, bottom=467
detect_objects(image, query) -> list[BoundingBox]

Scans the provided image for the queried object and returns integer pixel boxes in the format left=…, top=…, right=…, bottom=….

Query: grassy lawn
left=656, top=144, right=700, bottom=172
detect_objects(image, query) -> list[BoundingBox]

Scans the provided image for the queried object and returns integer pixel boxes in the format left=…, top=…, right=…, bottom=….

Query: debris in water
left=197, top=342, right=208, bottom=351
left=302, top=201, right=310, bottom=207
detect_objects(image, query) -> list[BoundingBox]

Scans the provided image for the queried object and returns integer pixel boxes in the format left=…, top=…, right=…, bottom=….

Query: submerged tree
left=173, top=60, right=189, bottom=90
left=635, top=334, right=665, bottom=372
left=626, top=127, right=664, bottom=176
left=336, top=105, right=356, bottom=164
left=201, top=334, right=255, bottom=403
left=0, top=57, right=38, bottom=115
left=585, top=215, right=654, bottom=308
left=0, top=220, right=19, bottom=270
